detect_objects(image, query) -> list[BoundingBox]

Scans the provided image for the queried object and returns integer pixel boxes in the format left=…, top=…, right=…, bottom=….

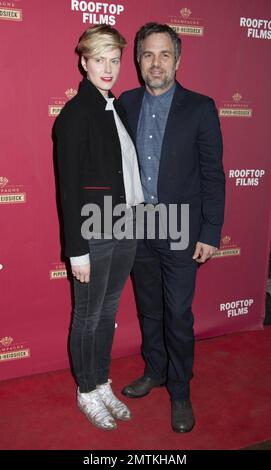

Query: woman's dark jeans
left=70, top=237, right=137, bottom=393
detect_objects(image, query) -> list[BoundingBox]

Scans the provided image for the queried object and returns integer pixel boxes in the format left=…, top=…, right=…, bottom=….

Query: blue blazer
left=120, top=82, right=225, bottom=248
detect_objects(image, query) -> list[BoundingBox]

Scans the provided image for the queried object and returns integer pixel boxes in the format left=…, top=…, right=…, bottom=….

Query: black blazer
left=55, top=77, right=130, bottom=257
left=120, top=82, right=225, bottom=248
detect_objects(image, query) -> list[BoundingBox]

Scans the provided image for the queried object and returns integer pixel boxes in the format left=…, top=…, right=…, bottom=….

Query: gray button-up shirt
left=136, top=84, right=176, bottom=203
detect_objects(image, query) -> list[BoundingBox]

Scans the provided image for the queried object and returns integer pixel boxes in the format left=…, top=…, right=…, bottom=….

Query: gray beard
left=143, top=69, right=176, bottom=91
left=145, top=76, right=175, bottom=90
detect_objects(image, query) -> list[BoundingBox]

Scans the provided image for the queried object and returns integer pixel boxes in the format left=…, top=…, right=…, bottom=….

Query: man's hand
left=72, top=263, right=91, bottom=283
left=192, top=242, right=217, bottom=263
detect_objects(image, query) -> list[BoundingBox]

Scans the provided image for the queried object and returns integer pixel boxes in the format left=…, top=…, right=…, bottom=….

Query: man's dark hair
left=136, top=22, right=181, bottom=61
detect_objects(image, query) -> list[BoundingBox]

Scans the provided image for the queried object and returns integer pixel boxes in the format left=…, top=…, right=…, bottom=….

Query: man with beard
left=120, top=22, right=225, bottom=433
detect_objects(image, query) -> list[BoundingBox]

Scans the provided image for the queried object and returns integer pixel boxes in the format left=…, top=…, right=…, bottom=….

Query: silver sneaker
left=77, top=388, right=117, bottom=431
left=97, top=379, right=132, bottom=421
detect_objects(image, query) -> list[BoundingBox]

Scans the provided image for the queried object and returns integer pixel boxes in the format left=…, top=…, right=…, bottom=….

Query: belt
left=142, top=202, right=160, bottom=210
left=142, top=202, right=159, bottom=206
left=131, top=203, right=160, bottom=211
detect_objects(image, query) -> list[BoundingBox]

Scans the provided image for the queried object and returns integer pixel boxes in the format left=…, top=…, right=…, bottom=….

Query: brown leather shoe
left=171, top=399, right=195, bottom=433
left=122, top=376, right=165, bottom=398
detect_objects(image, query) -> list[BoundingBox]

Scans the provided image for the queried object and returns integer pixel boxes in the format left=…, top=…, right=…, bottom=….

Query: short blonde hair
left=77, top=25, right=126, bottom=59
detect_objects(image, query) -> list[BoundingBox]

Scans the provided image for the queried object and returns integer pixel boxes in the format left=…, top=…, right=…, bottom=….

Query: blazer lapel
left=159, top=82, right=188, bottom=169
left=132, top=88, right=145, bottom=139
left=114, top=98, right=135, bottom=142
left=126, top=88, right=145, bottom=140
left=78, top=78, right=122, bottom=153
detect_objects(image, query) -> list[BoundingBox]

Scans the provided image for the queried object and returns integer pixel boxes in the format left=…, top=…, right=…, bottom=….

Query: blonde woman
left=55, top=25, right=143, bottom=431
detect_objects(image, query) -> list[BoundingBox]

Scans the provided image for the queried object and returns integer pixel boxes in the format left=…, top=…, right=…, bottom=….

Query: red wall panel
left=1, top=0, right=270, bottom=380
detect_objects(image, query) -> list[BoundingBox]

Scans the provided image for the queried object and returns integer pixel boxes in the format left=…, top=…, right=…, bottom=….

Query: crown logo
left=0, top=336, right=13, bottom=347
left=232, top=93, right=242, bottom=102
left=65, top=88, right=77, bottom=100
left=222, top=235, right=231, bottom=245
left=180, top=8, right=192, bottom=19
left=0, top=177, right=9, bottom=188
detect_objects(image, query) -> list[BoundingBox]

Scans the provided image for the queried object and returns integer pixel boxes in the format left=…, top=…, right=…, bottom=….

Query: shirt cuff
left=70, top=254, right=90, bottom=266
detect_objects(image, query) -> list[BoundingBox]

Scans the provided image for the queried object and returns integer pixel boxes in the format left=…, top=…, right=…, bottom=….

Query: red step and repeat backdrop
left=1, top=0, right=271, bottom=380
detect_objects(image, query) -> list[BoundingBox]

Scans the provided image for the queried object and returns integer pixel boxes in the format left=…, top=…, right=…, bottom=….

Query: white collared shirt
left=70, top=97, right=144, bottom=266
left=105, top=97, right=144, bottom=208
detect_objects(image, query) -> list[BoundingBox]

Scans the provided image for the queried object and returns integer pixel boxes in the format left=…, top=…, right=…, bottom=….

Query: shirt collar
left=105, top=97, right=115, bottom=111
left=144, top=82, right=176, bottom=103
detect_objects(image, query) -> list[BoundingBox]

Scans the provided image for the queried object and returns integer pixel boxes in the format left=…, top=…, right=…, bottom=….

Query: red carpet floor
left=0, top=327, right=271, bottom=450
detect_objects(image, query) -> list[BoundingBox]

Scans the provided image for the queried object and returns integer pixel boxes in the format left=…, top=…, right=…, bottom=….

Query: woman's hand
left=72, top=263, right=91, bottom=283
